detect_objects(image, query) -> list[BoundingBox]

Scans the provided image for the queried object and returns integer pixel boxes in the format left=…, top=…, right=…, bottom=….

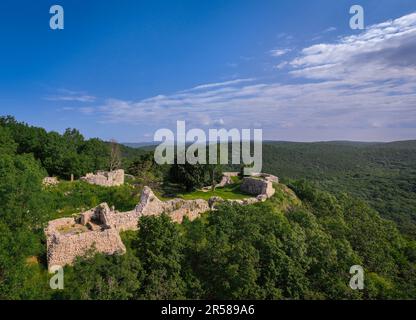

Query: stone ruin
left=201, top=172, right=239, bottom=192
left=240, top=173, right=278, bottom=201
left=215, top=172, right=239, bottom=188
left=42, top=177, right=59, bottom=186
left=45, top=187, right=210, bottom=270
left=45, top=173, right=278, bottom=271
left=45, top=215, right=127, bottom=271
left=208, top=173, right=278, bottom=206
left=250, top=172, right=279, bottom=183
left=80, top=169, right=125, bottom=187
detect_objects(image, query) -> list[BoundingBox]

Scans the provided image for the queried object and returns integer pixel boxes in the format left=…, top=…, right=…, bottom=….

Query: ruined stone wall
left=79, top=203, right=114, bottom=226
left=136, top=187, right=210, bottom=223
left=250, top=173, right=279, bottom=183
left=80, top=169, right=125, bottom=187
left=45, top=187, right=210, bottom=270
left=45, top=173, right=278, bottom=271
left=201, top=172, right=240, bottom=190
left=215, top=172, right=239, bottom=188
left=104, top=210, right=140, bottom=232
left=43, top=177, right=59, bottom=186
left=240, top=177, right=276, bottom=199
left=45, top=218, right=126, bottom=270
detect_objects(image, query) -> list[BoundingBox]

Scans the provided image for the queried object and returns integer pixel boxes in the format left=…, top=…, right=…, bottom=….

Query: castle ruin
left=240, top=173, right=278, bottom=201
left=45, top=173, right=278, bottom=271
left=80, top=169, right=125, bottom=187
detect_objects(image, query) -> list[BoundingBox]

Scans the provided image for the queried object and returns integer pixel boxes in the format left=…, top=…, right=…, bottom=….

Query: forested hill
left=260, top=141, right=416, bottom=237
left=1, top=117, right=416, bottom=299
left=125, top=139, right=416, bottom=237
left=0, top=116, right=145, bottom=179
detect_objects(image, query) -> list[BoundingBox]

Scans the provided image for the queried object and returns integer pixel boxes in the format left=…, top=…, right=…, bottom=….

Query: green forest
left=261, top=141, right=416, bottom=238
left=0, top=116, right=415, bottom=300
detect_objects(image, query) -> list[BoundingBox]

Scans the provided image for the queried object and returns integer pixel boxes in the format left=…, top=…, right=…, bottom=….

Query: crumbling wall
left=136, top=187, right=210, bottom=223
left=43, top=177, right=59, bottom=186
left=45, top=173, right=278, bottom=271
left=104, top=210, right=140, bottom=232
left=250, top=173, right=279, bottom=183
left=79, top=203, right=112, bottom=226
left=215, top=172, right=239, bottom=188
left=45, top=187, right=210, bottom=271
left=202, top=172, right=240, bottom=191
left=80, top=169, right=125, bottom=187
left=45, top=217, right=126, bottom=270
left=240, top=177, right=276, bottom=199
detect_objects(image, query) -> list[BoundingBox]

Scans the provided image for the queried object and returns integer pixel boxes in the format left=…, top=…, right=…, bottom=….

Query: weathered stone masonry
left=45, top=187, right=210, bottom=270
left=80, top=169, right=125, bottom=187
left=45, top=173, right=278, bottom=271
left=45, top=216, right=126, bottom=270
left=240, top=173, right=278, bottom=201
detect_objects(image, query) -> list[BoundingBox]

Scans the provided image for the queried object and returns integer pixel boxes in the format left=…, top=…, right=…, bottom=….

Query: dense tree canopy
left=0, top=116, right=141, bottom=179
left=56, top=184, right=416, bottom=300
left=0, top=117, right=415, bottom=300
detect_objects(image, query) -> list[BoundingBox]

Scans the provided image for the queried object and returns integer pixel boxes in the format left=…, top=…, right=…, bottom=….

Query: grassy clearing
left=44, top=181, right=140, bottom=219
left=178, top=183, right=250, bottom=200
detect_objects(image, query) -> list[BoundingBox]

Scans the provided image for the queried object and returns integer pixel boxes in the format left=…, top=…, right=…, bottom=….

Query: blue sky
left=0, top=0, right=415, bottom=142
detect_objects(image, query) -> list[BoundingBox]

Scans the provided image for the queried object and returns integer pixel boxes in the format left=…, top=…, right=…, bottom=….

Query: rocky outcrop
left=80, top=169, right=125, bottom=187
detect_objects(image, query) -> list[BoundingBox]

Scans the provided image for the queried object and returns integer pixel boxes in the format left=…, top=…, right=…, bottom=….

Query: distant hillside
left=122, top=142, right=157, bottom=149
left=0, top=116, right=145, bottom=178
left=261, top=140, right=416, bottom=237
left=129, top=139, right=416, bottom=237
left=5, top=114, right=413, bottom=238
left=1, top=117, right=416, bottom=299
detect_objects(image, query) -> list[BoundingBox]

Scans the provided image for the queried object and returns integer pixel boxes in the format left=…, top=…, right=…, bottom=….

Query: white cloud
left=45, top=89, right=96, bottom=102
left=290, top=12, right=416, bottom=82
left=269, top=48, right=291, bottom=57
left=188, top=78, right=256, bottom=91
left=323, top=27, right=337, bottom=33
left=274, top=61, right=288, bottom=69
left=91, top=76, right=416, bottom=135
left=70, top=12, right=416, bottom=141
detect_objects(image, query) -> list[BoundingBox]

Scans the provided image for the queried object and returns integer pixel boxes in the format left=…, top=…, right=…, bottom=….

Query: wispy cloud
left=45, top=89, right=96, bottom=102
left=310, top=27, right=337, bottom=42
left=274, top=61, right=288, bottom=69
left=186, top=78, right=256, bottom=91
left=290, top=12, right=416, bottom=82
left=269, top=48, right=291, bottom=57
left=323, top=26, right=337, bottom=33
left=69, top=12, right=416, bottom=141
left=276, top=33, right=293, bottom=41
